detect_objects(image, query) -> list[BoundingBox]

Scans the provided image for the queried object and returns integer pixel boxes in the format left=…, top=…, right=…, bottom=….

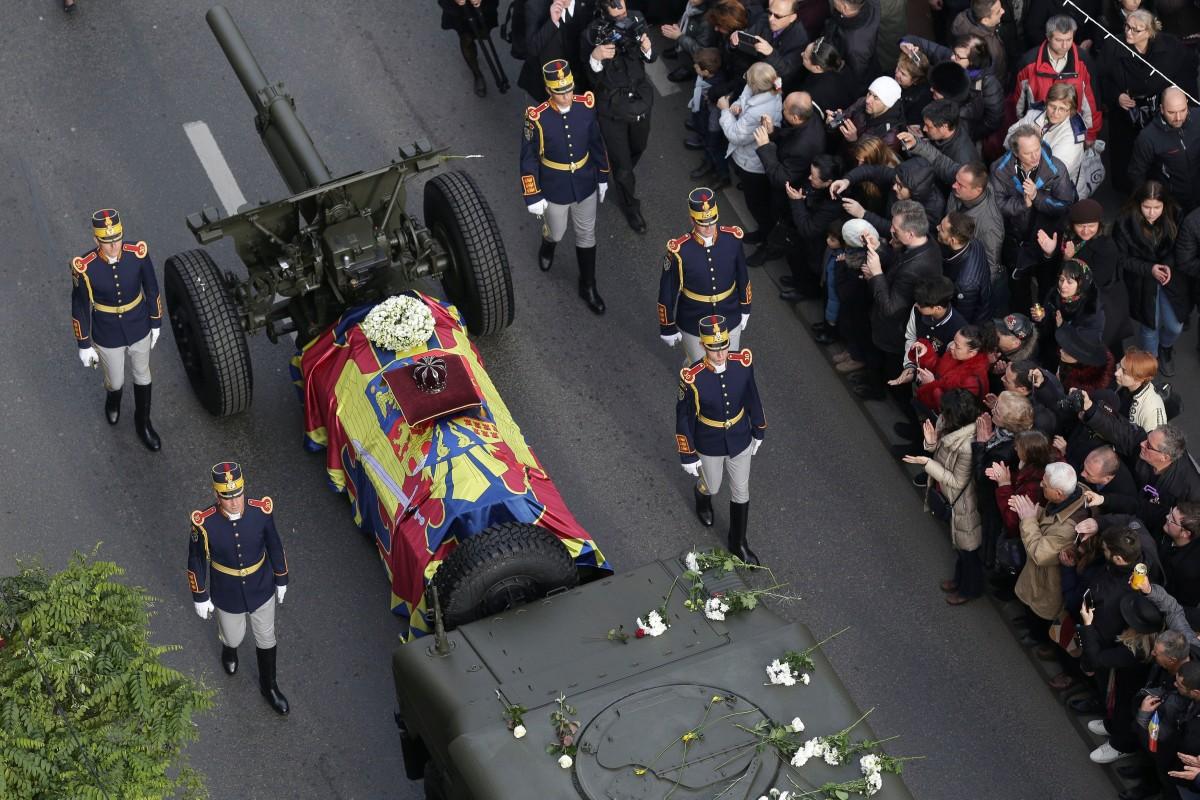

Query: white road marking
left=644, top=58, right=681, bottom=97
left=182, top=120, right=248, bottom=217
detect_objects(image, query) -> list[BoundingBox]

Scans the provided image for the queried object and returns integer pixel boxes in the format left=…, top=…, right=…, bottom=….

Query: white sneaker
left=1087, top=719, right=1108, bottom=736
left=1089, top=741, right=1129, bottom=764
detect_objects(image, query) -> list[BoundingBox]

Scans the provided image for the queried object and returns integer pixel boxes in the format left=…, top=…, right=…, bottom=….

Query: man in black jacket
left=585, top=0, right=656, bottom=233
left=917, top=100, right=978, bottom=178
left=1079, top=397, right=1200, bottom=533
left=936, top=211, right=992, bottom=324
left=750, top=91, right=826, bottom=266
left=823, top=0, right=880, bottom=92
left=858, top=199, right=942, bottom=400
left=518, top=0, right=596, bottom=99
left=1161, top=502, right=1200, bottom=606
left=735, top=0, right=809, bottom=89
left=782, top=153, right=843, bottom=301
left=1129, top=87, right=1200, bottom=213
left=1080, top=445, right=1138, bottom=508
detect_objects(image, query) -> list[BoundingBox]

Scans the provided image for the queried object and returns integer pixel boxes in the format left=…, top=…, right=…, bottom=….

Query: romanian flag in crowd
left=292, top=293, right=610, bottom=640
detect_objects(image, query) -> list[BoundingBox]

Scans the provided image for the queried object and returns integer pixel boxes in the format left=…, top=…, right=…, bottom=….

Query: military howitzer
left=164, top=5, right=513, bottom=417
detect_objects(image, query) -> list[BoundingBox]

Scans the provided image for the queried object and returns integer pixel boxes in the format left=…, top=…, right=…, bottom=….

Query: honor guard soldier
left=658, top=189, right=752, bottom=364
left=70, top=209, right=163, bottom=451
left=520, top=59, right=611, bottom=315
left=676, top=316, right=766, bottom=565
left=188, top=462, right=291, bottom=715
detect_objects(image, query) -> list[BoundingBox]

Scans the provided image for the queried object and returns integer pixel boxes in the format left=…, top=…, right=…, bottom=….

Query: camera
left=1057, top=388, right=1086, bottom=415
left=591, top=14, right=648, bottom=52
left=827, top=110, right=848, bottom=130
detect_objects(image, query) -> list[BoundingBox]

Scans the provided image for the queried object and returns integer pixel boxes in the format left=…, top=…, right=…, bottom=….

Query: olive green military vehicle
left=392, top=556, right=917, bottom=800
left=164, top=6, right=512, bottom=417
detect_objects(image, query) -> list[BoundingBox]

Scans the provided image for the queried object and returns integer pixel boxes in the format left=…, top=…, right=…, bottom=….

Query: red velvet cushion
left=381, top=354, right=483, bottom=426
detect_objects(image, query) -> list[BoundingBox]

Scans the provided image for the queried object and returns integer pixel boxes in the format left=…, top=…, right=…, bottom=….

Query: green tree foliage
left=0, top=551, right=214, bottom=799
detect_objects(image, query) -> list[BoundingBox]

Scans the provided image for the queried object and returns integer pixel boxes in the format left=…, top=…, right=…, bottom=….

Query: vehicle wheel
left=398, top=718, right=430, bottom=781
left=423, top=761, right=447, bottom=800
left=425, top=170, right=514, bottom=336
left=430, top=522, right=577, bottom=629
left=164, top=249, right=253, bottom=416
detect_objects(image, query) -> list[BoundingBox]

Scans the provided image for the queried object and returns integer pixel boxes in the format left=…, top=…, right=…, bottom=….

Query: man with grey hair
left=1011, top=13, right=1102, bottom=143
left=855, top=199, right=941, bottom=400
left=990, top=123, right=1076, bottom=311
left=1010, top=460, right=1087, bottom=638
left=1079, top=391, right=1200, bottom=532
left=1129, top=86, right=1200, bottom=212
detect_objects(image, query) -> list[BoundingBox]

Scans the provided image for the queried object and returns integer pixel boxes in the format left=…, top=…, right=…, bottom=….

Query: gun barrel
left=206, top=5, right=333, bottom=194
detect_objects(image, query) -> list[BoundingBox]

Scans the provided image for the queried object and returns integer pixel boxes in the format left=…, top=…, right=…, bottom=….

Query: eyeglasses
left=1167, top=515, right=1185, bottom=528
left=1141, top=439, right=1167, bottom=455
left=769, top=9, right=796, bottom=19
left=1125, top=23, right=1147, bottom=33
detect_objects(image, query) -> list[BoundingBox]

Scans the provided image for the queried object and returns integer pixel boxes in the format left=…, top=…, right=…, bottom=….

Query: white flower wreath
left=361, top=295, right=436, bottom=353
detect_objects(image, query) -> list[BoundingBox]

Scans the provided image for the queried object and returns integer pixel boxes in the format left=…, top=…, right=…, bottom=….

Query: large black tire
left=424, top=170, right=514, bottom=336
left=163, top=249, right=253, bottom=416
left=422, top=761, right=446, bottom=800
left=430, top=522, right=578, bottom=629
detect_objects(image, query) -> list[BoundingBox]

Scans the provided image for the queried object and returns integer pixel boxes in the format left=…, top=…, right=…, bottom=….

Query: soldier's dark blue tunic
left=676, top=351, right=766, bottom=464
left=70, top=241, right=162, bottom=349
left=188, top=497, right=289, bottom=615
left=519, top=93, right=610, bottom=206
left=658, top=226, right=752, bottom=338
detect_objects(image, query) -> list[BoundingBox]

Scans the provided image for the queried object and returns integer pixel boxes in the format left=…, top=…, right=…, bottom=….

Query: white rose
left=513, top=724, right=527, bottom=739
left=800, top=673, right=811, bottom=685
left=685, top=552, right=701, bottom=572
left=789, top=717, right=804, bottom=733
left=558, top=754, right=574, bottom=769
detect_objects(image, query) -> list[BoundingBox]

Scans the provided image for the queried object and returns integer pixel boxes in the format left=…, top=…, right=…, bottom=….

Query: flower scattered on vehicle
left=790, top=717, right=805, bottom=733
left=558, top=754, right=573, bottom=769
left=361, top=294, right=435, bottom=353
left=636, top=609, right=669, bottom=637
left=547, top=692, right=580, bottom=762
left=684, top=551, right=701, bottom=573
left=764, top=628, right=848, bottom=689
left=495, top=689, right=526, bottom=736
left=766, top=658, right=797, bottom=686
left=513, top=724, right=526, bottom=739
left=704, top=596, right=731, bottom=621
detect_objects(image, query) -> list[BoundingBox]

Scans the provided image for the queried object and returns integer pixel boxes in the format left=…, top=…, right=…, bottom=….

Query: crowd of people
left=437, top=0, right=1200, bottom=795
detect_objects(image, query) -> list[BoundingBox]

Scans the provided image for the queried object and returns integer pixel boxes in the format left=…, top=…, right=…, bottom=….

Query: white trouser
left=541, top=190, right=598, bottom=247
left=697, top=443, right=753, bottom=503
left=94, top=332, right=152, bottom=390
left=216, top=596, right=277, bottom=649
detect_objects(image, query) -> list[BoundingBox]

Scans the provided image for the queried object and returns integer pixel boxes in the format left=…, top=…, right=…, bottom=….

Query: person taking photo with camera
left=586, top=0, right=656, bottom=233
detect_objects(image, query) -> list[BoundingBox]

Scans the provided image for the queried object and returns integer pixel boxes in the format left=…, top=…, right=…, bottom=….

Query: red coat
left=1059, top=351, right=1115, bottom=395
left=1010, top=41, right=1103, bottom=143
left=915, top=351, right=990, bottom=410
left=995, top=466, right=1045, bottom=539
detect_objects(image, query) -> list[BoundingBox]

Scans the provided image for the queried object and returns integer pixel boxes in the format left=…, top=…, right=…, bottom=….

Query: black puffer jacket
left=1099, top=33, right=1196, bottom=113
left=843, top=93, right=906, bottom=153
left=823, top=0, right=880, bottom=91
left=845, top=158, right=946, bottom=233
left=1172, top=206, right=1200, bottom=319
left=1113, top=210, right=1183, bottom=328
left=1128, top=113, right=1200, bottom=212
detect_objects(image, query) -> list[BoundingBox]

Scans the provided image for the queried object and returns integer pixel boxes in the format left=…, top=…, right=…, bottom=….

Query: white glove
left=682, top=461, right=701, bottom=476
left=275, top=586, right=287, bottom=604
left=739, top=314, right=749, bottom=333
left=150, top=328, right=160, bottom=348
left=661, top=332, right=682, bottom=347
left=752, top=439, right=762, bottom=456
left=598, top=183, right=608, bottom=204
left=194, top=600, right=215, bottom=620
left=78, top=347, right=99, bottom=368
left=527, top=199, right=548, bottom=216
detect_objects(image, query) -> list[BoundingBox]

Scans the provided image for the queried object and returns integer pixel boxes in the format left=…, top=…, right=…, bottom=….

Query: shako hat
left=689, top=187, right=719, bottom=225
left=543, top=59, right=575, bottom=95
left=92, top=209, right=124, bottom=243
left=211, top=461, right=245, bottom=498
left=699, top=315, right=731, bottom=351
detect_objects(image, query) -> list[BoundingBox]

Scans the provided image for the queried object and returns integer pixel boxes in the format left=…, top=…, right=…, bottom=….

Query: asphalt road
left=4, top=3, right=1198, bottom=799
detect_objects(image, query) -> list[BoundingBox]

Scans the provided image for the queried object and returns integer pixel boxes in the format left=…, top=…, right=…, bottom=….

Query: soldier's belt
left=211, top=554, right=265, bottom=578
left=681, top=285, right=736, bottom=304
left=540, top=153, right=589, bottom=172
left=92, top=292, right=144, bottom=314
left=697, top=408, right=745, bottom=429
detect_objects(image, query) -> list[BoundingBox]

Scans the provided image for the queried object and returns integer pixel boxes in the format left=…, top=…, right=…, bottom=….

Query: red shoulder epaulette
left=526, top=101, right=550, bottom=122
left=680, top=362, right=707, bottom=385
left=122, top=240, right=148, bottom=258
left=248, top=495, right=274, bottom=514
left=573, top=91, right=595, bottom=109
left=666, top=233, right=691, bottom=254
left=719, top=225, right=744, bottom=239
left=727, top=348, right=753, bottom=366
left=191, top=507, right=217, bottom=527
left=71, top=251, right=97, bottom=273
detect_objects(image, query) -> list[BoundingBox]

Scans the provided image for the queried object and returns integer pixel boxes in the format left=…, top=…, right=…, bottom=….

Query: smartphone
left=1082, top=589, right=1094, bottom=610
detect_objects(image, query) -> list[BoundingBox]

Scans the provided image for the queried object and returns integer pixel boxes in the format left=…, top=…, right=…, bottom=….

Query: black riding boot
left=105, top=387, right=123, bottom=425
left=1160, top=345, right=1176, bottom=378
left=256, top=646, right=290, bottom=715
left=727, top=501, right=759, bottom=565
left=460, top=33, right=486, bottom=97
left=694, top=486, right=714, bottom=527
left=221, top=644, right=238, bottom=675
left=538, top=238, right=556, bottom=271
left=133, top=383, right=161, bottom=452
left=576, top=246, right=606, bottom=315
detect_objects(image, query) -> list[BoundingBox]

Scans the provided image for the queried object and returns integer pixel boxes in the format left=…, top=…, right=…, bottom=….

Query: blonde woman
left=1007, top=83, right=1086, bottom=182
left=718, top=61, right=782, bottom=245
